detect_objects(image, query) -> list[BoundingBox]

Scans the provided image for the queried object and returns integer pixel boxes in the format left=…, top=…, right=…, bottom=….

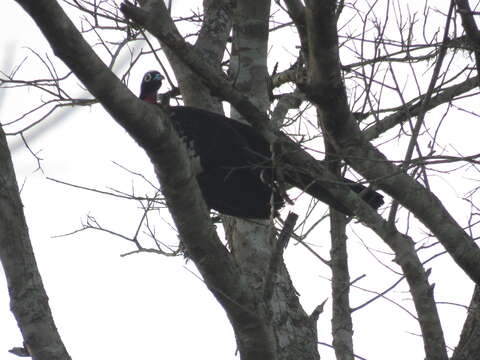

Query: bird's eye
left=144, top=73, right=152, bottom=82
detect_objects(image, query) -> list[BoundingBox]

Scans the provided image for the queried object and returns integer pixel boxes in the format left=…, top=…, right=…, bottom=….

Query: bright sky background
left=0, top=1, right=478, bottom=359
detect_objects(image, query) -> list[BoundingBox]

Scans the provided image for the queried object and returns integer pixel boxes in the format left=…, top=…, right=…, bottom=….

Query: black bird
left=139, top=70, right=384, bottom=219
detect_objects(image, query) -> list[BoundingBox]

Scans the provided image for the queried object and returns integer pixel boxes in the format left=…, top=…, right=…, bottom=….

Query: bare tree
left=1, top=0, right=480, bottom=360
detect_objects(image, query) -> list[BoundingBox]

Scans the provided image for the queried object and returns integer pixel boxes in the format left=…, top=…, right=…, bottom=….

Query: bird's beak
left=154, top=73, right=164, bottom=81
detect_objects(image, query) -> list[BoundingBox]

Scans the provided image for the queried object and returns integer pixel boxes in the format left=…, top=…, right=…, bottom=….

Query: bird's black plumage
left=139, top=70, right=384, bottom=219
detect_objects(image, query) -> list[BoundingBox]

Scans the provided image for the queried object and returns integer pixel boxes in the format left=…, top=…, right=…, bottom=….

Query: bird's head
left=139, top=70, right=164, bottom=104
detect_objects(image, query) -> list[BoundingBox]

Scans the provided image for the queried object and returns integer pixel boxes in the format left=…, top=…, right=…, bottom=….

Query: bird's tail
left=285, top=171, right=384, bottom=216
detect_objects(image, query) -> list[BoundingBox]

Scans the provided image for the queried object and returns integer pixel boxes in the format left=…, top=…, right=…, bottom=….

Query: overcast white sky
left=1, top=1, right=478, bottom=359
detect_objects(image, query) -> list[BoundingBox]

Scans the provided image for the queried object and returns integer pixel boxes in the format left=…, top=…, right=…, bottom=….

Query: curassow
left=139, top=70, right=383, bottom=219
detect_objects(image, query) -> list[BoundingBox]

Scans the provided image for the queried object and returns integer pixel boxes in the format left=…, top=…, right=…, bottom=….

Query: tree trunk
left=0, top=126, right=70, bottom=360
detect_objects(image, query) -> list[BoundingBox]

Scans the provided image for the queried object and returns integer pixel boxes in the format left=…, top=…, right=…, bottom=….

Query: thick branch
left=0, top=126, right=71, bottom=360
left=196, top=0, right=233, bottom=65
left=324, top=121, right=354, bottom=360
left=303, top=2, right=450, bottom=360
left=330, top=211, right=353, bottom=360
left=452, top=285, right=480, bottom=360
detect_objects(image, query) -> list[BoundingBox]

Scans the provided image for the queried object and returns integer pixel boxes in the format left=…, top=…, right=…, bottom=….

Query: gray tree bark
left=452, top=286, right=480, bottom=360
left=0, top=126, right=70, bottom=360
